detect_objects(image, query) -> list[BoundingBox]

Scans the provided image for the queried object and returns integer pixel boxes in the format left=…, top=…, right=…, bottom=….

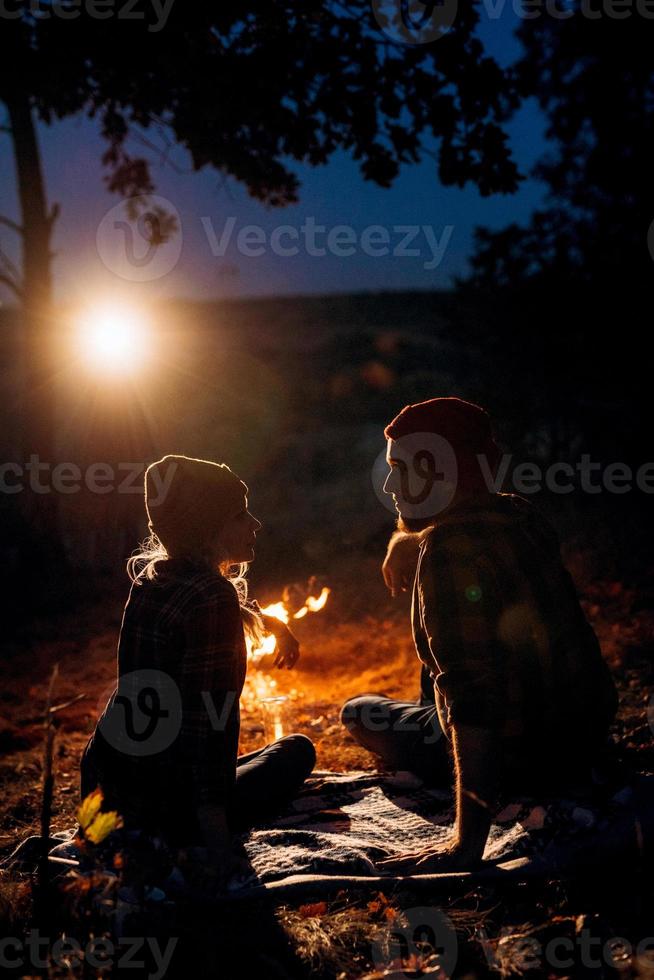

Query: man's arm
left=382, top=529, right=427, bottom=596
left=421, top=535, right=504, bottom=861
left=376, top=721, right=498, bottom=873
left=451, top=724, right=497, bottom=861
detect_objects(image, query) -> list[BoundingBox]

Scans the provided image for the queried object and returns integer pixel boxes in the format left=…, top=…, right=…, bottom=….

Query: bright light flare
left=76, top=304, right=150, bottom=375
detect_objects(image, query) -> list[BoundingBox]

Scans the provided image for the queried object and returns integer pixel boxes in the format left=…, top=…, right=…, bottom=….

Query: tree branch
left=130, top=126, right=193, bottom=176
left=0, top=215, right=23, bottom=236
left=46, top=201, right=60, bottom=230
left=0, top=271, right=23, bottom=299
left=0, top=244, right=21, bottom=282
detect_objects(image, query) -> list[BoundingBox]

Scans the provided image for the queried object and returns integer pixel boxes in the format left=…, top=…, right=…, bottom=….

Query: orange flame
left=247, top=586, right=331, bottom=661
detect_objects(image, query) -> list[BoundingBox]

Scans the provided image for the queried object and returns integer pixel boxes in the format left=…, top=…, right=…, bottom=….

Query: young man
left=341, top=397, right=618, bottom=872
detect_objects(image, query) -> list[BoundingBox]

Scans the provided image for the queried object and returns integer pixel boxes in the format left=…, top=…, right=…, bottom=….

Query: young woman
left=80, top=454, right=316, bottom=883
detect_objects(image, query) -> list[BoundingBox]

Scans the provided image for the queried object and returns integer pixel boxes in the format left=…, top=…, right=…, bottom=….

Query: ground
left=1, top=558, right=653, bottom=977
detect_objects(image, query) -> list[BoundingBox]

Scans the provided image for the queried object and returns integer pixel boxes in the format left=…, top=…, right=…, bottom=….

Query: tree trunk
left=6, top=91, right=60, bottom=541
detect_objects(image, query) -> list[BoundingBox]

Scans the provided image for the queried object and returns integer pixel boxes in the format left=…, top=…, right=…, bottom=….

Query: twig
left=50, top=693, right=86, bottom=715
left=36, top=663, right=59, bottom=918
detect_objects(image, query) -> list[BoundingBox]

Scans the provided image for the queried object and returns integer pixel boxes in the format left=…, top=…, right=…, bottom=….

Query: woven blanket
left=4, top=770, right=653, bottom=897
left=234, top=769, right=652, bottom=883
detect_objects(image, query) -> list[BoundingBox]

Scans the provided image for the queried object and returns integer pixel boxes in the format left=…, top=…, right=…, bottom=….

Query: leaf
left=298, top=902, right=328, bottom=918
left=84, top=810, right=124, bottom=845
left=76, top=788, right=104, bottom=830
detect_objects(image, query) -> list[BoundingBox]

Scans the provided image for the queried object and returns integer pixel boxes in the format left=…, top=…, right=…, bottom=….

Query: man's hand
left=382, top=531, right=422, bottom=596
left=376, top=841, right=480, bottom=875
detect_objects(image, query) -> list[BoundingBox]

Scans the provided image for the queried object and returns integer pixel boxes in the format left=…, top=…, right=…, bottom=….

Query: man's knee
left=340, top=695, right=368, bottom=732
left=340, top=695, right=391, bottom=737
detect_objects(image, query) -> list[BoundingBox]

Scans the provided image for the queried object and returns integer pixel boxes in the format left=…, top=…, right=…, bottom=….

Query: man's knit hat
left=384, top=396, right=501, bottom=496
left=144, top=454, right=247, bottom=556
left=385, top=396, right=499, bottom=459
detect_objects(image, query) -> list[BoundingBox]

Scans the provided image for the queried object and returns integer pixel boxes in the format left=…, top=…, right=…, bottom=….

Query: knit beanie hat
left=384, top=396, right=501, bottom=489
left=144, top=454, right=248, bottom=556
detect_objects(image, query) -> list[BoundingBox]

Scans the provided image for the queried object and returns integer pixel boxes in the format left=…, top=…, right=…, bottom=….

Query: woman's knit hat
left=144, top=454, right=247, bottom=556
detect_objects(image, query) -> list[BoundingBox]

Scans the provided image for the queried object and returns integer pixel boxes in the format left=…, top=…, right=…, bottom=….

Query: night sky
left=0, top=12, right=549, bottom=306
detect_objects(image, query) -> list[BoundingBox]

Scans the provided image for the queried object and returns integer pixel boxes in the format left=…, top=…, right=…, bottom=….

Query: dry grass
left=1, top=559, right=653, bottom=977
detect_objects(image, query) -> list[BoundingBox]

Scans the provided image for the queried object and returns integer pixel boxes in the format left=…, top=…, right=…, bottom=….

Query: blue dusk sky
left=0, top=10, right=549, bottom=306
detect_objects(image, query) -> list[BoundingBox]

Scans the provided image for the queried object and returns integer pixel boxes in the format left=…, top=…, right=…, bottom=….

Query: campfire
left=242, top=581, right=331, bottom=736
left=246, top=582, right=331, bottom=663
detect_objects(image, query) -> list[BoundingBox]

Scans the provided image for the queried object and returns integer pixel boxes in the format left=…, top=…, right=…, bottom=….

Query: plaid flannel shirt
left=412, top=493, right=618, bottom=779
left=93, top=557, right=247, bottom=816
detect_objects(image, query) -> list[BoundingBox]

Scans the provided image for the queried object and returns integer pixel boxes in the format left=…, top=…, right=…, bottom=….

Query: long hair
left=126, top=533, right=266, bottom=648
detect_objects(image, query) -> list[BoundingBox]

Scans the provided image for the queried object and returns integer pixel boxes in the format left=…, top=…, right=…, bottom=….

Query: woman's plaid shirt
left=93, top=557, right=247, bottom=813
left=412, top=493, right=618, bottom=776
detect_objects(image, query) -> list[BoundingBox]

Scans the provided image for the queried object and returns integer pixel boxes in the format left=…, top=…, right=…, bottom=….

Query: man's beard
left=397, top=514, right=436, bottom=534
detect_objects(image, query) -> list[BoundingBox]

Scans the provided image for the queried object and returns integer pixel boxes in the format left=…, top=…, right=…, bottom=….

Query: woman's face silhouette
left=215, top=495, right=262, bottom=564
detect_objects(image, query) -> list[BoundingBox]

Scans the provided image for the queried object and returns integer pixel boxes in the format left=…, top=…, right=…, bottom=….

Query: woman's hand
left=254, top=606, right=301, bottom=669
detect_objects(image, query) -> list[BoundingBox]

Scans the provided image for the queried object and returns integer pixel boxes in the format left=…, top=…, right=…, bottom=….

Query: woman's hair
left=126, top=533, right=266, bottom=649
left=132, top=454, right=266, bottom=648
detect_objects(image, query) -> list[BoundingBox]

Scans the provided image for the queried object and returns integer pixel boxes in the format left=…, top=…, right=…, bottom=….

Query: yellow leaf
left=76, top=788, right=104, bottom=830
left=84, top=810, right=124, bottom=844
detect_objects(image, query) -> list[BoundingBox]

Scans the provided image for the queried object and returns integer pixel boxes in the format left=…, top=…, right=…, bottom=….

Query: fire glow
left=247, top=586, right=331, bottom=661
left=241, top=585, right=331, bottom=726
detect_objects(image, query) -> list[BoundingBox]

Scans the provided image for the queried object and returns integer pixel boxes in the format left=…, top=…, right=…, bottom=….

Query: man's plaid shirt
left=412, top=493, right=618, bottom=783
left=91, top=557, right=247, bottom=817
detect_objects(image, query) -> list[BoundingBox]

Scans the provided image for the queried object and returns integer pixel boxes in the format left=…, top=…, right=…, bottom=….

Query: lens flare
left=77, top=304, right=149, bottom=375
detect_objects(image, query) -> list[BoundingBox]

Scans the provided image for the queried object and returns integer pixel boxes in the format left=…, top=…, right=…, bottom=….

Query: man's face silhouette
left=383, top=433, right=458, bottom=529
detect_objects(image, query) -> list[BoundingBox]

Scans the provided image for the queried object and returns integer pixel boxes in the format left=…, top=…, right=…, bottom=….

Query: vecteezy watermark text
left=372, top=435, right=654, bottom=520
left=0, top=0, right=175, bottom=32
left=201, top=217, right=454, bottom=271
left=371, top=0, right=654, bottom=47
left=0, top=931, right=177, bottom=977
left=477, top=925, right=654, bottom=972
left=0, top=457, right=173, bottom=500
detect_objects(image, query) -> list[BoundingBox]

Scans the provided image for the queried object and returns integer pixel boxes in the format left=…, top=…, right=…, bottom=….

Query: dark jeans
left=80, top=733, right=316, bottom=845
left=341, top=664, right=621, bottom=799
left=340, top=666, right=452, bottom=786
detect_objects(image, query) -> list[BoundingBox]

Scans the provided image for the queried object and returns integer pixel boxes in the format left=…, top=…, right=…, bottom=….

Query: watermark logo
left=372, top=432, right=458, bottom=520
left=96, top=195, right=182, bottom=282
left=97, top=670, right=182, bottom=757
left=371, top=0, right=458, bottom=43
left=371, top=906, right=458, bottom=976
